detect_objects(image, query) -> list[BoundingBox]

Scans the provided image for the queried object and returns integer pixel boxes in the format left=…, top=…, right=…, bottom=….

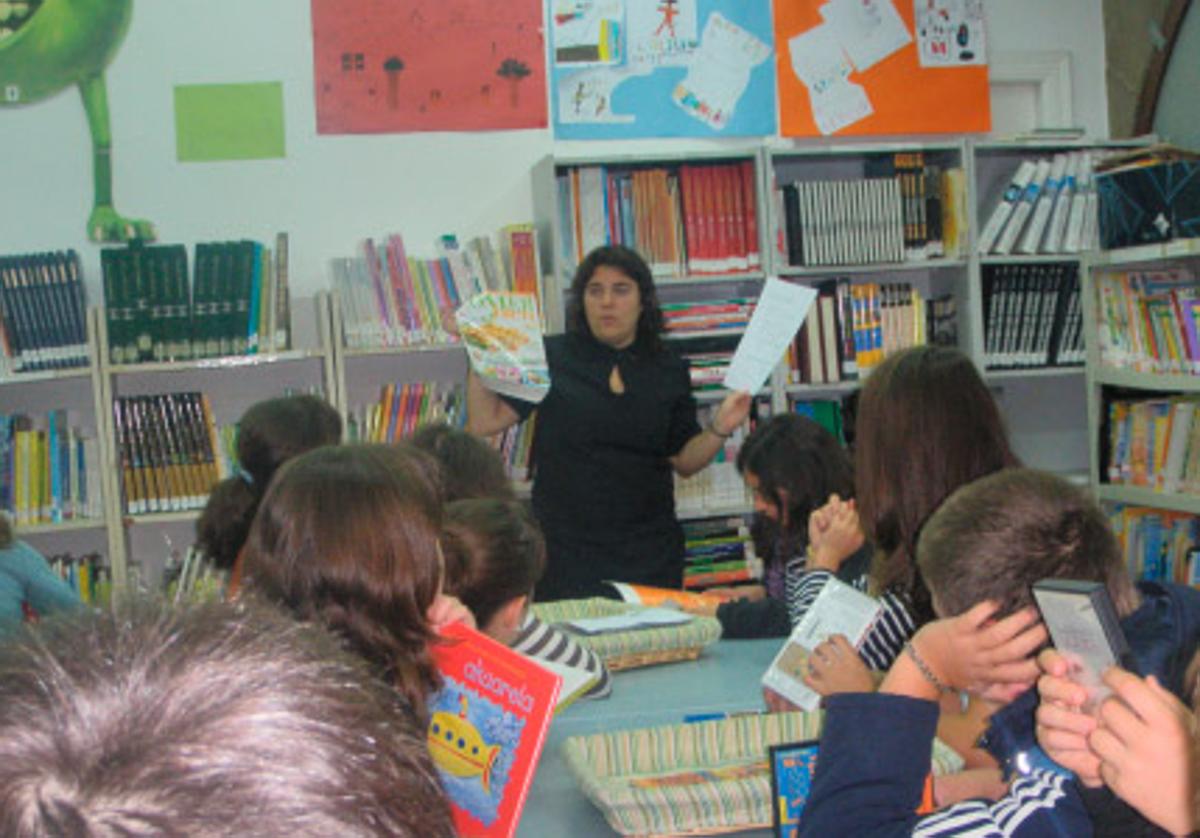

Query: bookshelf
left=95, top=293, right=337, bottom=591
left=1082, top=240, right=1200, bottom=582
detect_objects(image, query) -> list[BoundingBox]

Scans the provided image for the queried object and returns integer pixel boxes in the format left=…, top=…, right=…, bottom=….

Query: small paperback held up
left=761, top=578, right=882, bottom=711
left=456, top=292, right=550, bottom=404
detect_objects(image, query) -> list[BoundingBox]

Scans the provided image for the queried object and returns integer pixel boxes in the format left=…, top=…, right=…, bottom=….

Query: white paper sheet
left=672, top=12, right=771, bottom=130
left=788, top=23, right=853, bottom=94
left=723, top=278, right=817, bottom=393
left=915, top=0, right=987, bottom=67
left=820, top=0, right=912, bottom=73
left=563, top=607, right=694, bottom=635
left=810, top=78, right=873, bottom=136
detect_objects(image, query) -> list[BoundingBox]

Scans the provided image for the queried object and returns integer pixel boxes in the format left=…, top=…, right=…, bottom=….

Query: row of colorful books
left=788, top=279, right=956, bottom=386
left=1106, top=397, right=1200, bottom=495
left=681, top=516, right=756, bottom=590
left=557, top=161, right=761, bottom=279
left=1093, top=265, right=1200, bottom=374
left=982, top=262, right=1084, bottom=369
left=345, top=381, right=465, bottom=444
left=662, top=297, right=755, bottom=336
left=47, top=552, right=112, bottom=606
left=0, top=250, right=89, bottom=374
left=977, top=151, right=1104, bottom=255
left=777, top=156, right=963, bottom=267
left=1108, top=505, right=1200, bottom=586
left=675, top=404, right=753, bottom=517
left=0, top=411, right=102, bottom=526
left=112, top=393, right=228, bottom=515
left=792, top=399, right=847, bottom=445
left=333, top=227, right=541, bottom=350
left=490, top=417, right=536, bottom=483
left=101, top=236, right=291, bottom=365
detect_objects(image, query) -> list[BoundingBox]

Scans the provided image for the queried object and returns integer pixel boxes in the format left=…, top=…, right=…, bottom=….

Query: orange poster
left=773, top=0, right=990, bottom=137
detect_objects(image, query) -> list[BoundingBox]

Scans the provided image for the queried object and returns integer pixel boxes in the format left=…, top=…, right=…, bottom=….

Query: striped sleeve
left=913, top=770, right=1086, bottom=837
left=511, top=614, right=612, bottom=698
left=783, top=556, right=836, bottom=625
left=857, top=590, right=916, bottom=671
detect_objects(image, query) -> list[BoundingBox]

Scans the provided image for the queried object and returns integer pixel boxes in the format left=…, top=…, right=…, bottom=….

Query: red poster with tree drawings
left=311, top=0, right=547, bottom=134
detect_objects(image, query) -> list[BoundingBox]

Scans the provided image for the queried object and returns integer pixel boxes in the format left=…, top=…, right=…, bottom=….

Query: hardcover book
left=429, top=621, right=561, bottom=838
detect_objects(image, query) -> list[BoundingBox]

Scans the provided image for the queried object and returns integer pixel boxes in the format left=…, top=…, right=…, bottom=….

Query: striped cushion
left=533, top=598, right=722, bottom=665
left=563, top=711, right=964, bottom=836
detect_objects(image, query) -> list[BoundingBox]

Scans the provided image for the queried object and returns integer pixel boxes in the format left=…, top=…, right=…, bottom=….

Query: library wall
left=3, top=0, right=1108, bottom=301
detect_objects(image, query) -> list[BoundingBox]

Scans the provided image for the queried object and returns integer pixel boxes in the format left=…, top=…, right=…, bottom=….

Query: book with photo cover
left=429, top=621, right=561, bottom=838
left=761, top=578, right=881, bottom=711
left=456, top=291, right=549, bottom=404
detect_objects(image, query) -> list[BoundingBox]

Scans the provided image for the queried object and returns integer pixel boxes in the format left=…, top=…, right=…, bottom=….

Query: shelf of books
left=94, top=238, right=335, bottom=592
left=531, top=149, right=767, bottom=334
left=1083, top=243, right=1200, bottom=584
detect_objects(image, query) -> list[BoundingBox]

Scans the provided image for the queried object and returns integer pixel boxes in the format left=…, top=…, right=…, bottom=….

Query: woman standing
left=467, top=245, right=751, bottom=600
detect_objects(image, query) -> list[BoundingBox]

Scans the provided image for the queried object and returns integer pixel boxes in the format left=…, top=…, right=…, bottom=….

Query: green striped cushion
left=533, top=598, right=722, bottom=664
left=562, top=711, right=964, bottom=836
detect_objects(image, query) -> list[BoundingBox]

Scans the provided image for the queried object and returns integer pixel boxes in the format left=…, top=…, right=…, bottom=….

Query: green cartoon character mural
left=1, top=0, right=154, bottom=242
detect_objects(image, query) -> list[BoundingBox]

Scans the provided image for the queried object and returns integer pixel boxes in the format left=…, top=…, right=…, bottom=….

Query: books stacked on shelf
left=112, top=393, right=226, bottom=516
left=664, top=297, right=755, bottom=391
left=1107, top=505, right=1200, bottom=585
left=346, top=380, right=465, bottom=443
left=680, top=516, right=757, bottom=590
left=46, top=551, right=111, bottom=606
left=675, top=404, right=751, bottom=515
left=1092, top=265, right=1200, bottom=374
left=334, top=227, right=545, bottom=350
left=976, top=151, right=1105, bottom=255
left=101, top=235, right=291, bottom=365
left=777, top=155, right=964, bottom=267
left=982, top=262, right=1083, bottom=369
left=556, top=160, right=760, bottom=280
left=0, top=411, right=101, bottom=526
left=787, top=280, right=955, bottom=385
left=0, top=250, right=89, bottom=374
left=490, top=417, right=536, bottom=483
left=1104, top=396, right=1200, bottom=495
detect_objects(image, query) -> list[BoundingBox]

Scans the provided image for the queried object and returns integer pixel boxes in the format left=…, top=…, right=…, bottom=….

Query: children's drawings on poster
left=819, top=0, right=911, bottom=73
left=551, top=0, right=776, bottom=138
left=787, top=23, right=871, bottom=136
left=671, top=12, right=771, bottom=131
left=915, top=0, right=987, bottom=67
left=311, top=0, right=545, bottom=133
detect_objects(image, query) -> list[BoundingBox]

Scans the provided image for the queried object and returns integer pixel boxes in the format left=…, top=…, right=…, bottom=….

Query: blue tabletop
left=518, top=637, right=783, bottom=838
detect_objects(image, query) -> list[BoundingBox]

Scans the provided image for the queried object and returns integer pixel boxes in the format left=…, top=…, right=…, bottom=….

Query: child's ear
left=496, top=595, right=528, bottom=632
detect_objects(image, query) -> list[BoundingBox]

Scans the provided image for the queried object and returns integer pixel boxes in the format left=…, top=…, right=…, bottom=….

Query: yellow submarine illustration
left=428, top=692, right=502, bottom=792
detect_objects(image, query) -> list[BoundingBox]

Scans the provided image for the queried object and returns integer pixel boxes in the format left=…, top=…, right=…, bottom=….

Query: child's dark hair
left=196, top=395, right=341, bottom=570
left=410, top=422, right=515, bottom=502
left=441, top=498, right=545, bottom=629
left=736, top=413, right=854, bottom=559
left=243, top=443, right=444, bottom=718
left=855, top=346, right=1019, bottom=623
left=918, top=468, right=1139, bottom=620
left=565, top=245, right=665, bottom=357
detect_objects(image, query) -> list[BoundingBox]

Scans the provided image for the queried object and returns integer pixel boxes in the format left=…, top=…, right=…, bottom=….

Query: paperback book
left=429, top=621, right=562, bottom=838
left=456, top=292, right=550, bottom=404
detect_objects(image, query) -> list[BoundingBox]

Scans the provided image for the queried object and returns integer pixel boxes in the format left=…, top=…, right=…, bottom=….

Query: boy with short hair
left=799, top=468, right=1200, bottom=836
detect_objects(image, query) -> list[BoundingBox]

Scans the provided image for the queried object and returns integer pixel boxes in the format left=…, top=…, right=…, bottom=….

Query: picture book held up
left=429, top=622, right=562, bottom=837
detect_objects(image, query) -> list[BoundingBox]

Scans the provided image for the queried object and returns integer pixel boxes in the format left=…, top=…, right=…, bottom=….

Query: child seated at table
left=242, top=443, right=473, bottom=720
left=442, top=497, right=612, bottom=698
left=1037, top=643, right=1200, bottom=835
left=689, top=413, right=869, bottom=639
left=799, top=467, right=1187, bottom=835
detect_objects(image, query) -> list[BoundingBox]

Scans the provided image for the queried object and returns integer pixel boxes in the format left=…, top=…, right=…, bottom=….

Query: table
left=518, top=637, right=782, bottom=838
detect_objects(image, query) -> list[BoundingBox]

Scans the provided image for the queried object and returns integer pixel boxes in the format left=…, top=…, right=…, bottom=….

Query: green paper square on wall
left=174, top=82, right=286, bottom=162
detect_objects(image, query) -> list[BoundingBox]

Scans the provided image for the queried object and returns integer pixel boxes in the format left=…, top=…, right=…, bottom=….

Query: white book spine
left=977, top=160, right=1037, bottom=254
left=1064, top=153, right=1095, bottom=253
left=1019, top=154, right=1067, bottom=254
left=996, top=159, right=1053, bottom=255
left=1043, top=152, right=1079, bottom=253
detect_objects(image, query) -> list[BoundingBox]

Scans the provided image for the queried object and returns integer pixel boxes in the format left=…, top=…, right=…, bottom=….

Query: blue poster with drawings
left=550, top=0, right=776, bottom=138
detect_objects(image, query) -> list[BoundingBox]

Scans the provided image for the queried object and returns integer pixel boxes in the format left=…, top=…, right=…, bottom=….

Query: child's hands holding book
left=428, top=593, right=477, bottom=631
left=1035, top=648, right=1102, bottom=785
left=804, top=634, right=874, bottom=695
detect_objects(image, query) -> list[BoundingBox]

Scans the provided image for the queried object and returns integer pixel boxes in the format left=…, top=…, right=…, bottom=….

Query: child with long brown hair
left=242, top=443, right=472, bottom=718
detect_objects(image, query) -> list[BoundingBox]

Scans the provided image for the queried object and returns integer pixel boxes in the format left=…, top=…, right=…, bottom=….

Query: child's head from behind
left=855, top=346, right=1018, bottom=611
left=410, top=422, right=515, bottom=503
left=196, top=394, right=342, bottom=569
left=441, top=498, right=545, bottom=645
left=243, top=442, right=444, bottom=715
left=736, top=413, right=853, bottom=531
left=918, top=468, right=1139, bottom=621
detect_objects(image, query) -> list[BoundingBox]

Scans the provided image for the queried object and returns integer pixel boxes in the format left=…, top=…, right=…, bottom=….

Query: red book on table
left=428, top=621, right=561, bottom=838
